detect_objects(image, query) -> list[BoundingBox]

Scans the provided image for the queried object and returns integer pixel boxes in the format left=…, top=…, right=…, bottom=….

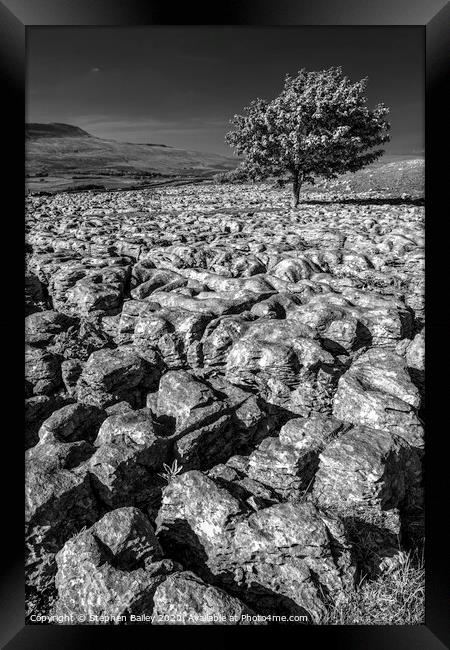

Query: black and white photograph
left=23, top=22, right=427, bottom=628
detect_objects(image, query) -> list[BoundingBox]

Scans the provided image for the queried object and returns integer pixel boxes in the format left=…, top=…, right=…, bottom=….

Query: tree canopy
left=225, top=66, right=391, bottom=205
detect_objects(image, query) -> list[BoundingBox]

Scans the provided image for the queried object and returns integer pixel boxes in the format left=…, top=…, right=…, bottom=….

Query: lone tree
left=225, top=67, right=390, bottom=207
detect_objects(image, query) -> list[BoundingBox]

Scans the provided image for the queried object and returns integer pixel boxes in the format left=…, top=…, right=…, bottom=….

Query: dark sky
left=26, top=27, right=424, bottom=157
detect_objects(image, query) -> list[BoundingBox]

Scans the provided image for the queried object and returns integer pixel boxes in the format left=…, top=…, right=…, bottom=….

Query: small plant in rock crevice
left=158, top=459, right=184, bottom=484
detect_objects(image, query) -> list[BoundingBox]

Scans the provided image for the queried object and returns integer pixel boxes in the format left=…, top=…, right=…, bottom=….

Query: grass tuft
left=322, top=548, right=424, bottom=625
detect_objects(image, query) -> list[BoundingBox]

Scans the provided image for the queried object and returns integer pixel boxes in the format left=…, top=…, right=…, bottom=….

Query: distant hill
left=26, top=123, right=92, bottom=139
left=25, top=122, right=238, bottom=192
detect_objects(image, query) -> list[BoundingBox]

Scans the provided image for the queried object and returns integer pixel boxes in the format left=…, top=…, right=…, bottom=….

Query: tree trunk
left=292, top=173, right=302, bottom=208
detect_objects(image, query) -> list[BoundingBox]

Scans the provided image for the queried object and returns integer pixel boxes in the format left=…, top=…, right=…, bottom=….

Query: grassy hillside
left=26, top=122, right=238, bottom=192
left=310, top=157, right=424, bottom=196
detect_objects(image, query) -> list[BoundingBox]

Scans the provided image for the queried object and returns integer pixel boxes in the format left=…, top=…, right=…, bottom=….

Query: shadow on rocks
left=298, top=197, right=424, bottom=207
left=158, top=520, right=314, bottom=621
left=340, top=516, right=401, bottom=581
left=157, top=518, right=210, bottom=578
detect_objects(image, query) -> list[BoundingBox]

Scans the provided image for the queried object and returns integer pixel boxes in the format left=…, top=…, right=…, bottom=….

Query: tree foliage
left=225, top=67, right=391, bottom=205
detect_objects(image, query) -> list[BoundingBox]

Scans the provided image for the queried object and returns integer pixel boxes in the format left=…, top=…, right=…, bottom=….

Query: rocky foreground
left=25, top=182, right=425, bottom=624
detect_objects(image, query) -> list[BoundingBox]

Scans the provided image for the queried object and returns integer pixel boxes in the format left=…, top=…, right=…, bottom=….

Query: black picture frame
left=2, top=1, right=449, bottom=647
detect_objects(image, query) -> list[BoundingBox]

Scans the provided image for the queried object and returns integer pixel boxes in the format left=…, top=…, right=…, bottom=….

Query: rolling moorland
left=25, top=127, right=424, bottom=625
left=26, top=122, right=424, bottom=198
left=26, top=123, right=238, bottom=193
